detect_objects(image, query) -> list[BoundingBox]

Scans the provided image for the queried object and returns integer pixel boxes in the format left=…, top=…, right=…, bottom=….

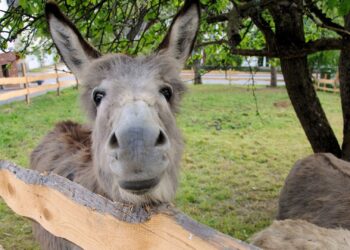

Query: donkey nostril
left=155, top=130, right=167, bottom=147
left=109, top=133, right=119, bottom=149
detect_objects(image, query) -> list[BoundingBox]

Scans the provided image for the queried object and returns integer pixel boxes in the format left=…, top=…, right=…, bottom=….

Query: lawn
left=0, top=84, right=343, bottom=249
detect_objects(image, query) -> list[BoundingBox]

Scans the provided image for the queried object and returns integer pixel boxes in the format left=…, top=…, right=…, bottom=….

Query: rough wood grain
left=0, top=77, right=27, bottom=85
left=0, top=161, right=259, bottom=250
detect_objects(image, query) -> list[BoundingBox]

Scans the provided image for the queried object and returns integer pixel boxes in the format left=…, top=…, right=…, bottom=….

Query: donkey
left=30, top=1, right=200, bottom=249
left=277, top=153, right=350, bottom=229
left=252, top=153, right=350, bottom=249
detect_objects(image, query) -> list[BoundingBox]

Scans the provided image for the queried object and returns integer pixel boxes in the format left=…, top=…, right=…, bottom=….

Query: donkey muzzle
left=119, top=177, right=160, bottom=194
left=108, top=101, right=170, bottom=182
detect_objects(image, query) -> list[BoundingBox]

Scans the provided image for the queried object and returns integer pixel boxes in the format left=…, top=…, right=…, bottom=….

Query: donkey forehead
left=83, top=54, right=181, bottom=89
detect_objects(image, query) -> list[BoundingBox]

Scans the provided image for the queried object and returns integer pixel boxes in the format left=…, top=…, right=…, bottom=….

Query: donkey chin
left=118, top=172, right=177, bottom=204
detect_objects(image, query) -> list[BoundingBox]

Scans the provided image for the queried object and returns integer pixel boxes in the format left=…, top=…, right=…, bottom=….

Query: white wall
left=241, top=57, right=259, bottom=67
left=25, top=54, right=56, bottom=70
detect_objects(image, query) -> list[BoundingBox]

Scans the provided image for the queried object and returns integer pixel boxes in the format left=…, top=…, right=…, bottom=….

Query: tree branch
left=206, top=14, right=228, bottom=24
left=250, top=13, right=276, bottom=51
left=195, top=39, right=228, bottom=49
left=304, top=0, right=350, bottom=36
left=229, top=38, right=344, bottom=58
left=231, top=48, right=277, bottom=57
left=235, top=0, right=279, bottom=16
left=304, top=38, right=344, bottom=53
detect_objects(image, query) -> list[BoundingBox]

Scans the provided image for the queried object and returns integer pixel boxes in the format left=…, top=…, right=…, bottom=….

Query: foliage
left=0, top=85, right=343, bottom=247
left=322, top=0, right=350, bottom=16
left=308, top=51, right=339, bottom=76
left=1, top=0, right=179, bottom=54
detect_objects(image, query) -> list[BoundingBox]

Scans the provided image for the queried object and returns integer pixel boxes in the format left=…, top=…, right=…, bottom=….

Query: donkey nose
left=109, top=127, right=168, bottom=151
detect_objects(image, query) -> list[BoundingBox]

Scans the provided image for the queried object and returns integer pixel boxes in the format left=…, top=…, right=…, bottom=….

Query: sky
left=0, top=0, right=17, bottom=52
left=0, top=0, right=7, bottom=16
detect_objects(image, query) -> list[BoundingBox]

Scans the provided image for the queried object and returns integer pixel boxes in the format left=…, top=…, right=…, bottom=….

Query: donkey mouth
left=119, top=177, right=160, bottom=195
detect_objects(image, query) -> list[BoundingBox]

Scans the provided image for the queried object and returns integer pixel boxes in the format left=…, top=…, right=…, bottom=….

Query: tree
left=2, top=0, right=350, bottom=160
left=203, top=0, right=350, bottom=159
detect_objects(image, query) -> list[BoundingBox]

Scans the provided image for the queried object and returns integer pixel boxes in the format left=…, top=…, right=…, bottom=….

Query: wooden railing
left=0, top=64, right=77, bottom=103
left=180, top=70, right=284, bottom=83
left=0, top=161, right=259, bottom=250
left=315, top=73, right=339, bottom=93
left=0, top=69, right=284, bottom=104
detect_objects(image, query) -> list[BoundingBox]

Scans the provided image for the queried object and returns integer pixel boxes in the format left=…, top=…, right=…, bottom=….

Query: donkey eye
left=159, top=86, right=173, bottom=102
left=92, top=89, right=106, bottom=106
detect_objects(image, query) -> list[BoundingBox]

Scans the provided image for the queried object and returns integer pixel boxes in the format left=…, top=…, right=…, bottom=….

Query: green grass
left=0, top=85, right=343, bottom=248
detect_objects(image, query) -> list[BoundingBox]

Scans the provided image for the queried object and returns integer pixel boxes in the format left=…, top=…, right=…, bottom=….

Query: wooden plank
left=180, top=70, right=272, bottom=76
left=27, top=73, right=58, bottom=82
left=0, top=161, right=258, bottom=250
left=22, top=63, right=30, bottom=104
left=0, top=89, right=28, bottom=101
left=319, top=79, right=335, bottom=84
left=316, top=86, right=339, bottom=93
left=57, top=72, right=73, bottom=78
left=29, top=84, right=58, bottom=94
left=26, top=73, right=73, bottom=82
left=202, top=77, right=284, bottom=82
left=0, top=77, right=27, bottom=85
left=60, top=80, right=77, bottom=87
left=54, top=64, right=60, bottom=96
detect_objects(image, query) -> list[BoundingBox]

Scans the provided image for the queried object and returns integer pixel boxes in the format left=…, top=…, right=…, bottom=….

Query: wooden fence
left=0, top=161, right=259, bottom=250
left=0, top=68, right=284, bottom=104
left=181, top=70, right=284, bottom=84
left=315, top=74, right=339, bottom=93
left=0, top=64, right=77, bottom=103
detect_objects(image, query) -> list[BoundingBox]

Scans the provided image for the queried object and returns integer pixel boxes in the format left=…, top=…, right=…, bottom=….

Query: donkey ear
left=157, top=0, right=200, bottom=66
left=45, top=2, right=100, bottom=77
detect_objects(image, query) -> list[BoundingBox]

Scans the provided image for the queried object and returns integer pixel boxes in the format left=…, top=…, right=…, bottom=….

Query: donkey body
left=277, top=153, right=350, bottom=229
left=252, top=219, right=350, bottom=250
left=31, top=1, right=200, bottom=249
left=252, top=153, right=350, bottom=249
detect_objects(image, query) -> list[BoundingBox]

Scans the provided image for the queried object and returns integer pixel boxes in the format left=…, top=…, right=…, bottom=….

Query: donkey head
left=45, top=1, right=200, bottom=204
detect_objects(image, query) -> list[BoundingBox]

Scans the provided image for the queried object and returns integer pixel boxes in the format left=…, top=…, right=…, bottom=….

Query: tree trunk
left=339, top=13, right=350, bottom=160
left=193, top=59, right=202, bottom=85
left=270, top=1, right=341, bottom=157
left=270, top=65, right=277, bottom=87
left=280, top=57, right=341, bottom=156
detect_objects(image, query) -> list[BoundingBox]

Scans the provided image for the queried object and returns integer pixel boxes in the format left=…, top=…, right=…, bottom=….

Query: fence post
left=21, top=63, right=30, bottom=104
left=74, top=75, right=79, bottom=89
left=334, top=72, right=339, bottom=92
left=55, top=64, right=60, bottom=96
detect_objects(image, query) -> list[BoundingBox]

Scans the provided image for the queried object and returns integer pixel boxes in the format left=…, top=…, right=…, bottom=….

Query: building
left=0, top=52, right=20, bottom=77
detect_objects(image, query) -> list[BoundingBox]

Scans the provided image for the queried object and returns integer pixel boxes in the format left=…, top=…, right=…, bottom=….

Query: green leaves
left=322, top=0, right=350, bottom=16
left=19, top=0, right=28, bottom=10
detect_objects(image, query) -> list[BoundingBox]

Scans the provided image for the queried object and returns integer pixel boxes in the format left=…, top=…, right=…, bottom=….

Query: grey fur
left=251, top=153, right=350, bottom=249
left=252, top=219, right=350, bottom=250
left=277, top=153, right=350, bottom=229
left=31, top=1, right=199, bottom=249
